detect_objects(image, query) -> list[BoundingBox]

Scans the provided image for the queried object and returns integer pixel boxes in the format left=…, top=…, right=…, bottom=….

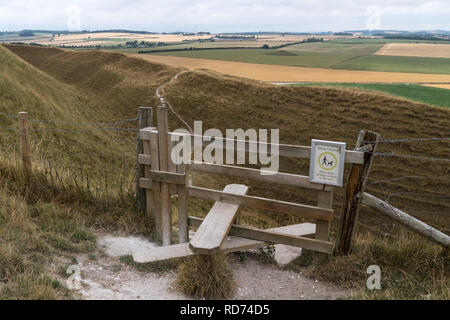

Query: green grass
left=285, top=41, right=383, bottom=55
left=332, top=55, right=450, bottom=74
left=292, top=83, right=450, bottom=109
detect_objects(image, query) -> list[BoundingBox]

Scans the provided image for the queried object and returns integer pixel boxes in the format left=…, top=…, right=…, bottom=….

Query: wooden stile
left=133, top=221, right=316, bottom=263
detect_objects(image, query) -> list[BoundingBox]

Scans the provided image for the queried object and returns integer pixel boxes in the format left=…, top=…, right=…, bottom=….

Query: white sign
left=309, top=139, right=346, bottom=187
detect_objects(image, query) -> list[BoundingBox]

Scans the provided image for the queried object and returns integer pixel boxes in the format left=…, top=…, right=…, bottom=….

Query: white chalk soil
left=70, top=232, right=348, bottom=300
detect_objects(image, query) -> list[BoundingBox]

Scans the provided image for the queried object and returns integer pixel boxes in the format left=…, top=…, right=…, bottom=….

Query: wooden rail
left=138, top=157, right=333, bottom=191
left=361, top=192, right=450, bottom=248
left=189, top=186, right=333, bottom=221
left=139, top=128, right=365, bottom=164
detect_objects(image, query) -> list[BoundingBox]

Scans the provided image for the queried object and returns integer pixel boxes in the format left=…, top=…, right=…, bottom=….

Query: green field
left=291, top=83, right=450, bottom=108
left=148, top=48, right=367, bottom=68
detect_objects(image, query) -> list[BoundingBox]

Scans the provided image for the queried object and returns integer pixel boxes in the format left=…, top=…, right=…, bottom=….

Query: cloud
left=0, top=0, right=448, bottom=32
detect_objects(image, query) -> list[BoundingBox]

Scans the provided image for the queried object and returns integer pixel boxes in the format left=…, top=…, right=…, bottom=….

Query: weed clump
left=176, top=253, right=235, bottom=299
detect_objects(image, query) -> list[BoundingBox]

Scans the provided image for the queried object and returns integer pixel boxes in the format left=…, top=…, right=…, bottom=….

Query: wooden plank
left=167, top=139, right=178, bottom=195
left=139, top=178, right=180, bottom=195
left=149, top=170, right=186, bottom=185
left=188, top=162, right=332, bottom=191
left=133, top=222, right=316, bottom=263
left=188, top=186, right=333, bottom=221
left=139, top=130, right=365, bottom=164
left=336, top=130, right=380, bottom=255
left=157, top=106, right=172, bottom=246
left=177, top=162, right=189, bottom=243
left=361, top=192, right=450, bottom=248
left=168, top=136, right=189, bottom=243
left=316, top=190, right=333, bottom=241
left=149, top=130, right=162, bottom=241
left=138, top=154, right=151, bottom=166
left=189, top=184, right=249, bottom=254
left=212, top=221, right=332, bottom=254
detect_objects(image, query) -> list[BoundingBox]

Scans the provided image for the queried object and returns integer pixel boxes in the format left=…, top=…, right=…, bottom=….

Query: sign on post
left=309, top=139, right=346, bottom=187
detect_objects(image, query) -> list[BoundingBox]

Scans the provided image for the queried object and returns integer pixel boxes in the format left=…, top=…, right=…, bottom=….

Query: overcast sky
left=0, top=0, right=449, bottom=32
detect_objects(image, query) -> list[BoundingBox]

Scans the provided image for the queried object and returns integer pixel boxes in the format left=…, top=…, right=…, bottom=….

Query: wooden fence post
left=157, top=106, right=172, bottom=246
left=18, top=112, right=31, bottom=177
left=136, top=107, right=152, bottom=214
left=336, top=130, right=380, bottom=255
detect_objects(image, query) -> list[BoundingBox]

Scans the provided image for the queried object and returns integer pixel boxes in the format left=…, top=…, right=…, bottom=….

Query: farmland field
left=146, top=48, right=363, bottom=68
left=131, top=54, right=450, bottom=83
left=290, top=83, right=450, bottom=109
left=375, top=43, right=450, bottom=58
left=146, top=41, right=450, bottom=74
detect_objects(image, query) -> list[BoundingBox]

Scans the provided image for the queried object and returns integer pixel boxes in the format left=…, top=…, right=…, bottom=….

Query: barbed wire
left=374, top=152, right=450, bottom=163
left=368, top=175, right=450, bottom=185
left=1, top=111, right=138, bottom=126
left=365, top=137, right=450, bottom=143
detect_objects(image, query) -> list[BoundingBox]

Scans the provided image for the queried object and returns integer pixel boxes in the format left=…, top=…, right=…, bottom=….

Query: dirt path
left=156, top=70, right=193, bottom=133
left=72, top=233, right=348, bottom=300
left=131, top=54, right=450, bottom=83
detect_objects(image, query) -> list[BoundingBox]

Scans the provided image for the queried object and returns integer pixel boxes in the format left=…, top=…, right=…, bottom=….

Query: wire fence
left=359, top=135, right=450, bottom=237
left=1, top=111, right=449, bottom=231
left=0, top=111, right=140, bottom=204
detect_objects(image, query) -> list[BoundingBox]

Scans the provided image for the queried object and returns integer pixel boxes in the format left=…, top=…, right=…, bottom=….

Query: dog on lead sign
left=309, top=139, right=346, bottom=187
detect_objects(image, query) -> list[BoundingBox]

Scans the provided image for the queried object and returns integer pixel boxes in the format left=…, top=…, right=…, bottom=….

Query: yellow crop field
left=421, top=83, right=450, bottom=90
left=32, top=33, right=214, bottom=46
left=376, top=43, right=450, bottom=58
left=131, top=54, right=450, bottom=83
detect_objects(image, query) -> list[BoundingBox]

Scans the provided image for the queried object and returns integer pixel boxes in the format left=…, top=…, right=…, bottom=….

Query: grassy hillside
left=1, top=45, right=449, bottom=299
left=292, top=83, right=450, bottom=109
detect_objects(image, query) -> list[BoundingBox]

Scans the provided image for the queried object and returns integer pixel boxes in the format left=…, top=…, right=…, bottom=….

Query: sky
left=0, top=0, right=449, bottom=33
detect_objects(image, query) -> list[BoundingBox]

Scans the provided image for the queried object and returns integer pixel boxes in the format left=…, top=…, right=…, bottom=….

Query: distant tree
left=262, top=44, right=270, bottom=49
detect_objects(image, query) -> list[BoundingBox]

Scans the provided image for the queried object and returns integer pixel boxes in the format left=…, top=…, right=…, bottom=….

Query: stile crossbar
left=134, top=106, right=366, bottom=262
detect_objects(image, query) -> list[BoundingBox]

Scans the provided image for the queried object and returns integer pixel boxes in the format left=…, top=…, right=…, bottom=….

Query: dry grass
left=176, top=253, right=235, bottom=299
left=285, top=230, right=449, bottom=299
